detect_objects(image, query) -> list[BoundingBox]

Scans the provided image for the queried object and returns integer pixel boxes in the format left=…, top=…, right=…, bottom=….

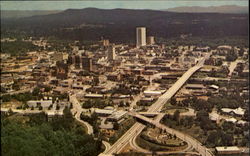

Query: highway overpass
left=101, top=53, right=213, bottom=156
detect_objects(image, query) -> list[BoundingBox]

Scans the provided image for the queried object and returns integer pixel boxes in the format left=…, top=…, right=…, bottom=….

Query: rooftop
left=221, top=107, right=245, bottom=116
left=95, top=109, right=114, bottom=114
left=185, top=84, right=205, bottom=89
left=85, top=94, right=104, bottom=98
left=215, top=146, right=240, bottom=152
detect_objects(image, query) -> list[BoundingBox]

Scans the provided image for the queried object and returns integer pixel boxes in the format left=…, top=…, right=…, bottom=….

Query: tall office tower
left=67, top=55, right=75, bottom=65
left=136, top=27, right=146, bottom=47
left=107, top=46, right=116, bottom=61
left=75, top=55, right=81, bottom=69
left=147, top=36, right=155, bottom=45
left=82, top=57, right=93, bottom=71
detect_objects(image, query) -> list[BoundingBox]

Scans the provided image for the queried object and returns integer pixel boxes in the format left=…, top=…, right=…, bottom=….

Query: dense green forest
left=1, top=40, right=40, bottom=56
left=1, top=108, right=102, bottom=156
left=158, top=36, right=249, bottom=48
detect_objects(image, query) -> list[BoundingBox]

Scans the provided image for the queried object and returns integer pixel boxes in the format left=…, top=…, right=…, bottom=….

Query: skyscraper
left=75, top=55, right=81, bottom=69
left=136, top=27, right=146, bottom=48
left=82, top=57, right=93, bottom=71
left=108, top=46, right=116, bottom=61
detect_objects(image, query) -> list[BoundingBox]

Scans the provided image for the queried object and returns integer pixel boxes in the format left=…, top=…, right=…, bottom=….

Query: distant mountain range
left=1, top=8, right=248, bottom=43
left=1, top=10, right=62, bottom=19
left=1, top=5, right=248, bottom=19
left=165, top=5, right=248, bottom=14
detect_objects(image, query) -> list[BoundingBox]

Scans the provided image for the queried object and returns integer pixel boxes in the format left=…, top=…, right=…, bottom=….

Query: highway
left=102, top=53, right=213, bottom=156
left=129, top=111, right=211, bottom=156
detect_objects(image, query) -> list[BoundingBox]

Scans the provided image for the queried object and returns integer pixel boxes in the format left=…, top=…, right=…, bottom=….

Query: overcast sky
left=1, top=1, right=248, bottom=10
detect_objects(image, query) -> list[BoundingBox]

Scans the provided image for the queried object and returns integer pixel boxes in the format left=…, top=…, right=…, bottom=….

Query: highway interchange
left=101, top=52, right=213, bottom=156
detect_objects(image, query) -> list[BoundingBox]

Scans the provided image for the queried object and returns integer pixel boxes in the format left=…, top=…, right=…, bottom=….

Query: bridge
left=101, top=53, right=213, bottom=156
left=138, top=112, right=163, bottom=117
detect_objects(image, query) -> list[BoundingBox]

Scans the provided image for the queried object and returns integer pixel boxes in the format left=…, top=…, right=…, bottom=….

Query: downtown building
left=81, top=57, right=93, bottom=71
left=136, top=27, right=146, bottom=48
left=107, top=46, right=116, bottom=61
left=147, top=36, right=155, bottom=45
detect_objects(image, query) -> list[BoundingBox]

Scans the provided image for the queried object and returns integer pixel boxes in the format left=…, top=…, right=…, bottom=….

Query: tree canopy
left=1, top=109, right=102, bottom=156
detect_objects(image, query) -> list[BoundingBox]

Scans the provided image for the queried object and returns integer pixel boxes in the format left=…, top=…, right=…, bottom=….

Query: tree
left=12, top=81, right=20, bottom=91
left=191, top=99, right=212, bottom=112
left=170, top=97, right=177, bottom=105
left=38, top=106, right=43, bottom=110
left=22, top=103, right=29, bottom=110
left=32, top=87, right=41, bottom=96
left=1, top=94, right=11, bottom=102
left=48, top=104, right=52, bottom=110
left=173, top=134, right=177, bottom=140
left=44, top=86, right=51, bottom=92
left=173, top=110, right=180, bottom=123
left=119, top=101, right=124, bottom=107
left=1, top=113, right=102, bottom=156
left=238, top=48, right=244, bottom=56
left=56, top=104, right=60, bottom=110
left=222, top=133, right=234, bottom=146
left=196, top=110, right=209, bottom=121
left=226, top=49, right=238, bottom=62
left=215, top=59, right=223, bottom=66
left=222, top=122, right=234, bottom=132
left=7, top=108, right=14, bottom=115
left=207, top=130, right=221, bottom=147
left=113, top=122, right=119, bottom=130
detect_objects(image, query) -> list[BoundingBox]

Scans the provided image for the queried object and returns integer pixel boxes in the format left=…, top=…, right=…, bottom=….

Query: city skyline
left=1, top=1, right=249, bottom=156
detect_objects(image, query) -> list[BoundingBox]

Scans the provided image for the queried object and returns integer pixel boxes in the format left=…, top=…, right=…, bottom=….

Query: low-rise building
left=221, top=107, right=245, bottom=117
left=84, top=94, right=104, bottom=98
left=215, top=146, right=241, bottom=155
left=185, top=84, right=205, bottom=90
left=143, top=90, right=162, bottom=97
left=209, top=85, right=219, bottom=90
left=107, top=110, right=127, bottom=122
left=27, top=100, right=53, bottom=108
left=95, top=109, right=114, bottom=116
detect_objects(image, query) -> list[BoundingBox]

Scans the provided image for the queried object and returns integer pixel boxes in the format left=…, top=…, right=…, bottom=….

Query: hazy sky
left=1, top=1, right=248, bottom=10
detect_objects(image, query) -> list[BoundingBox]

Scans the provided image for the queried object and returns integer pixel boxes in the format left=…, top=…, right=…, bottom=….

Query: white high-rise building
left=147, top=36, right=155, bottom=45
left=108, top=46, right=116, bottom=61
left=136, top=27, right=146, bottom=48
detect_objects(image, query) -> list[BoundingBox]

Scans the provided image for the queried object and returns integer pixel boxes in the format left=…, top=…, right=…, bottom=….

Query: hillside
left=1, top=8, right=248, bottom=43
left=1, top=10, right=62, bottom=19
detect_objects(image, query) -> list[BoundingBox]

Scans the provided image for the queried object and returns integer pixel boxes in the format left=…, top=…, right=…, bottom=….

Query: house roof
left=225, top=117, right=237, bottom=123
left=209, top=85, right=219, bottom=90
left=85, top=94, right=104, bottom=98
left=221, top=107, right=245, bottom=116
